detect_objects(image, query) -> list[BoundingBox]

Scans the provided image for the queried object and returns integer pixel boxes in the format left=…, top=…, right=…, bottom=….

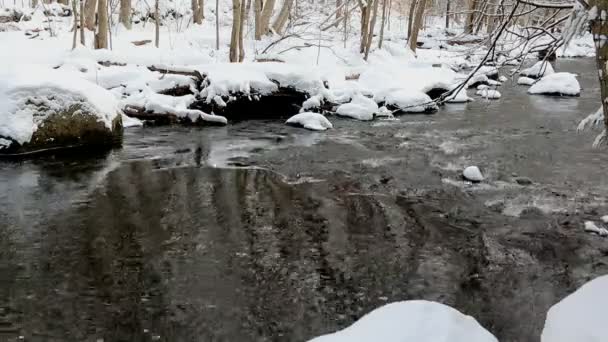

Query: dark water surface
left=1, top=59, right=608, bottom=342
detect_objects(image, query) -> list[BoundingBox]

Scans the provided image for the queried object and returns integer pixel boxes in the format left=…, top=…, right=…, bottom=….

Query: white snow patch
left=0, top=66, right=119, bottom=145
left=583, top=221, right=608, bottom=236
left=375, top=89, right=437, bottom=113
left=286, top=112, right=333, bottom=131
left=528, top=72, right=581, bottom=96
left=520, top=61, right=555, bottom=78
left=121, top=114, right=143, bottom=128
left=336, top=94, right=378, bottom=121
left=476, top=89, right=501, bottom=99
left=498, top=75, right=508, bottom=82
left=308, top=300, right=498, bottom=342
left=517, top=77, right=536, bottom=86
left=446, top=87, right=473, bottom=103
left=541, top=275, right=608, bottom=342
left=463, top=166, right=484, bottom=182
left=602, top=215, right=608, bottom=223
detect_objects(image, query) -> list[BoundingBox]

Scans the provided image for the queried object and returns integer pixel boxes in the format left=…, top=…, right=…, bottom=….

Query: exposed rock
left=515, top=177, right=533, bottom=185
left=463, top=166, right=484, bottom=182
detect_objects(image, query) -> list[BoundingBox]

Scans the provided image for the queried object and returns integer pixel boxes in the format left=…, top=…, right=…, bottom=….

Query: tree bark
left=72, top=0, right=78, bottom=49
left=378, top=0, right=386, bottom=48
left=199, top=0, right=205, bottom=19
left=363, top=0, right=379, bottom=60
left=260, top=0, right=277, bottom=34
left=445, top=0, right=450, bottom=29
left=95, top=0, right=108, bottom=49
left=155, top=0, right=160, bottom=47
left=230, top=0, right=241, bottom=62
left=238, top=0, right=246, bottom=61
left=119, top=0, right=131, bottom=29
left=80, top=0, right=85, bottom=45
left=335, top=0, right=342, bottom=27
left=254, top=0, right=263, bottom=39
left=407, top=0, right=426, bottom=52
left=192, top=0, right=202, bottom=24
left=84, top=0, right=97, bottom=30
left=272, top=0, right=293, bottom=34
left=216, top=0, right=220, bottom=49
left=464, top=0, right=477, bottom=34
left=407, top=0, right=417, bottom=38
left=359, top=1, right=371, bottom=53
left=591, top=0, right=608, bottom=141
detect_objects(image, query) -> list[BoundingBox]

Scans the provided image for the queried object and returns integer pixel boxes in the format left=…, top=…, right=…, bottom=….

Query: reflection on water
left=1, top=161, right=607, bottom=342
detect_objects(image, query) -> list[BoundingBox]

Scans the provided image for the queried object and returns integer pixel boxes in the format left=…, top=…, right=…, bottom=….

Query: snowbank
left=335, top=94, right=378, bottom=120
left=541, top=275, right=608, bottom=342
left=520, top=61, right=555, bottom=79
left=528, top=72, right=581, bottom=96
left=308, top=301, right=497, bottom=342
left=0, top=65, right=120, bottom=146
left=286, top=112, right=332, bottom=131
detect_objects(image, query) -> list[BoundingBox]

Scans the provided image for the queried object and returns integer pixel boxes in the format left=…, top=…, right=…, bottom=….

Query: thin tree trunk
left=363, top=0, right=378, bottom=59
left=359, top=2, right=370, bottom=53
left=84, top=0, right=97, bottom=30
left=72, top=0, right=78, bottom=49
left=272, top=0, right=293, bottom=34
left=95, top=0, right=108, bottom=49
left=154, top=0, right=159, bottom=47
left=119, top=0, right=131, bottom=28
left=464, top=0, right=477, bottom=34
left=407, top=0, right=416, bottom=38
left=238, top=0, right=246, bottom=61
left=80, top=0, right=85, bottom=44
left=216, top=0, right=220, bottom=49
left=591, top=0, right=608, bottom=142
left=445, top=0, right=449, bottom=28
left=230, top=0, right=241, bottom=62
left=259, top=0, right=276, bottom=34
left=407, top=0, right=426, bottom=52
left=254, top=0, right=262, bottom=39
left=335, top=0, right=342, bottom=27
left=192, top=0, right=202, bottom=24
left=378, top=0, right=386, bottom=48
left=199, top=0, right=205, bottom=19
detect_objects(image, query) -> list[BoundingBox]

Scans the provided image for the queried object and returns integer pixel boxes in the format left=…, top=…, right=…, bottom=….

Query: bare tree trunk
left=272, top=0, right=293, bottom=34
left=259, top=0, right=276, bottom=34
left=238, top=0, right=246, bottom=61
left=485, top=0, right=497, bottom=35
left=216, top=0, right=220, bottom=49
left=335, top=0, right=342, bottom=27
left=464, top=0, right=477, bottom=34
left=119, top=0, right=131, bottom=29
left=230, top=0, right=241, bottom=62
left=445, top=0, right=449, bottom=28
left=359, top=2, right=370, bottom=53
left=154, top=0, right=159, bottom=47
left=33, top=0, right=38, bottom=7
left=407, top=0, right=416, bottom=38
left=591, top=0, right=608, bottom=142
left=72, top=0, right=78, bottom=49
left=199, top=0, right=205, bottom=19
left=80, top=0, right=85, bottom=44
left=192, top=0, right=202, bottom=24
left=407, top=0, right=426, bottom=52
left=363, top=0, right=378, bottom=59
left=95, top=0, right=108, bottom=49
left=378, top=0, right=386, bottom=48
left=254, top=0, right=262, bottom=39
left=84, top=0, right=97, bottom=30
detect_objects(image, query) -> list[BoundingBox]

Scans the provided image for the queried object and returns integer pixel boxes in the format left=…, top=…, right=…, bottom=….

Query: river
left=1, top=59, right=607, bottom=342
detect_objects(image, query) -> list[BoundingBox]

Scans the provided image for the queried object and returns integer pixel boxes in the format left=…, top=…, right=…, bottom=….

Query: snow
left=476, top=89, right=501, bottom=99
left=375, top=89, right=438, bottom=113
left=498, top=75, right=508, bottom=82
left=446, top=87, right=473, bottom=103
left=583, top=221, right=608, bottom=236
left=463, top=166, right=484, bottom=182
left=308, top=300, right=497, bottom=342
left=0, top=65, right=119, bottom=145
left=335, top=94, right=378, bottom=121
left=602, top=215, right=608, bottom=223
left=286, top=112, right=333, bottom=131
left=541, top=275, right=608, bottom=342
left=517, top=77, right=536, bottom=86
left=121, top=113, right=143, bottom=127
left=520, top=61, right=555, bottom=79
left=528, top=72, right=581, bottom=96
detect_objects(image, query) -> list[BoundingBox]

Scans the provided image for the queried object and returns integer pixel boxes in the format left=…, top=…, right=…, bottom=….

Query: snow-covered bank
left=308, top=301, right=498, bottom=342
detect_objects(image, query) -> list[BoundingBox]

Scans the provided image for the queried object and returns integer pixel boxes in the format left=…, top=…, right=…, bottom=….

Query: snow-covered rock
left=517, top=77, right=536, bottom=86
left=520, top=61, right=555, bottom=79
left=375, top=89, right=438, bottom=113
left=0, top=66, right=122, bottom=155
left=528, top=72, right=581, bottom=96
left=583, top=221, right=608, bottom=236
left=308, top=301, right=497, bottom=342
left=476, top=89, right=501, bottom=99
left=463, top=166, right=484, bottom=182
left=286, top=112, right=333, bottom=131
left=477, top=84, right=489, bottom=90
left=498, top=75, right=508, bottom=82
left=446, top=87, right=473, bottom=103
left=336, top=94, right=378, bottom=121
left=602, top=215, right=608, bottom=223
left=541, top=275, right=608, bottom=342
left=467, top=74, right=490, bottom=88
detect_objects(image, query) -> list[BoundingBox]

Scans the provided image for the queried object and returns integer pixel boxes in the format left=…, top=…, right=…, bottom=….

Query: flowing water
left=1, top=59, right=608, bottom=342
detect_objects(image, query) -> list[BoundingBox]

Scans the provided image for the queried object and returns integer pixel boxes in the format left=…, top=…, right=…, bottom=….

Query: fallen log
left=147, top=65, right=205, bottom=82
left=123, top=105, right=227, bottom=126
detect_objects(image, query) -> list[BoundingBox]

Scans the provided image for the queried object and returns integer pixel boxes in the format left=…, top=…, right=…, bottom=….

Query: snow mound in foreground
left=0, top=66, right=120, bottom=145
left=541, top=275, right=608, bottom=342
left=336, top=94, right=378, bottom=121
left=308, top=300, right=497, bottom=342
left=528, top=72, right=581, bottom=96
left=520, top=61, right=555, bottom=79
left=286, top=112, right=333, bottom=131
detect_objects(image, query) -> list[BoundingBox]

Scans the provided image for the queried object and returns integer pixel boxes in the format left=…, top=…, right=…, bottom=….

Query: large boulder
left=0, top=67, right=123, bottom=156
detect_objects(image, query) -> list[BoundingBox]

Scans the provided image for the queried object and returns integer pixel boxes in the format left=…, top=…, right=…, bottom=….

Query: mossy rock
left=0, top=103, right=123, bottom=156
